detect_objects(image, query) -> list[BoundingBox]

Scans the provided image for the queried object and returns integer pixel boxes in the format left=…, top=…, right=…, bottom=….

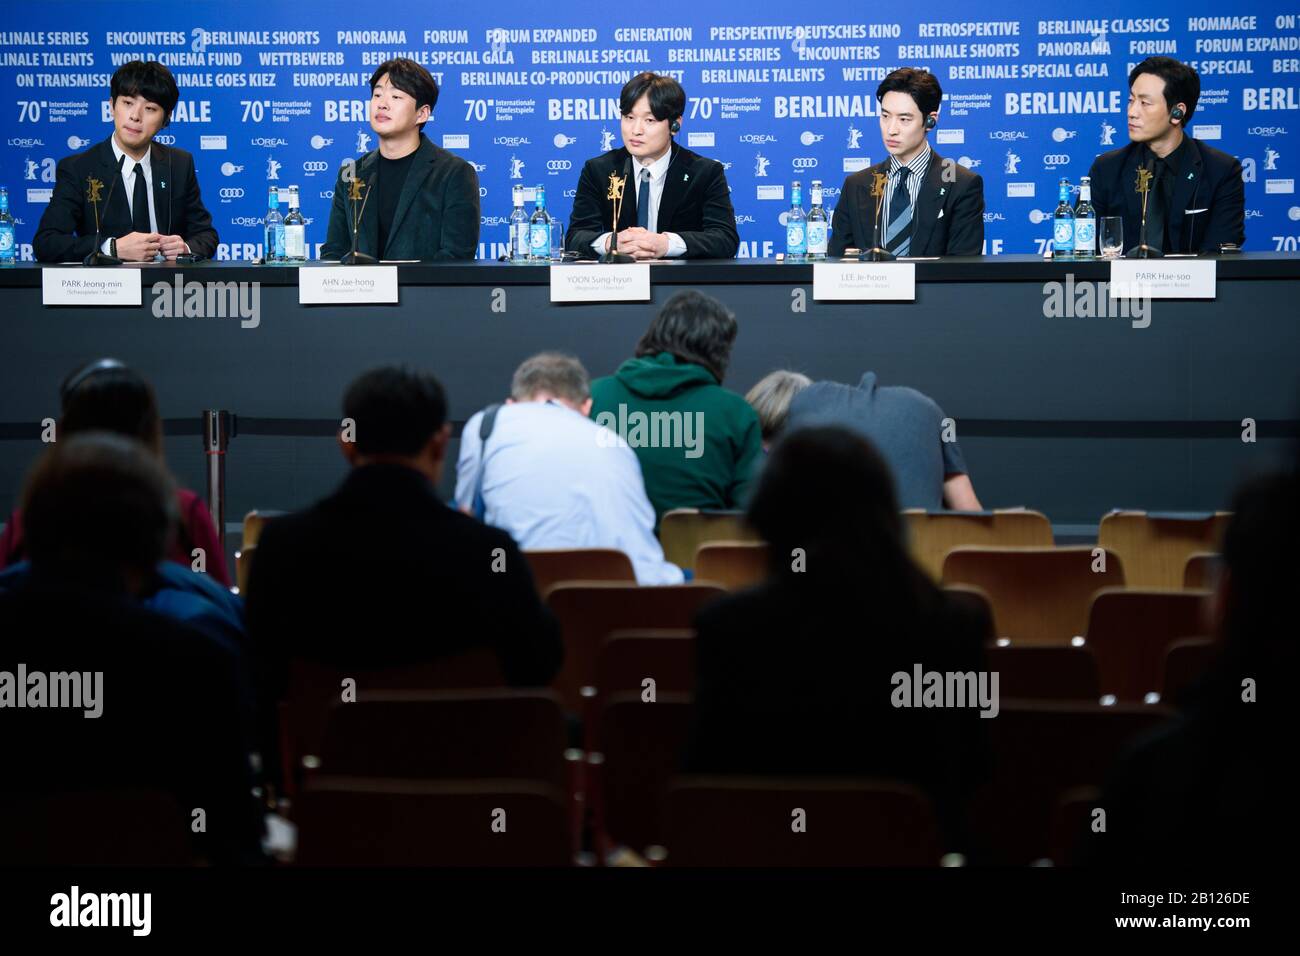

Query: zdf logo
left=220, top=162, right=244, bottom=176
left=546, top=160, right=572, bottom=171
left=792, top=157, right=818, bottom=169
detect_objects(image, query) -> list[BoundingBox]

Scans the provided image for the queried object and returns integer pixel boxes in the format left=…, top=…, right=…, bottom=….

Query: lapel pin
left=684, top=173, right=689, bottom=181
left=159, top=180, right=166, bottom=188
left=939, top=187, right=946, bottom=196
left=1187, top=172, right=1194, bottom=179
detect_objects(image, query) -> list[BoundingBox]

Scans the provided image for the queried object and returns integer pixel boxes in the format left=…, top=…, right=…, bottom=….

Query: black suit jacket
left=1086, top=137, right=1245, bottom=253
left=245, top=464, right=563, bottom=712
left=33, top=137, right=218, bottom=262
left=828, top=150, right=985, bottom=257
left=565, top=142, right=740, bottom=259
left=320, top=135, right=480, bottom=261
left=0, top=577, right=262, bottom=863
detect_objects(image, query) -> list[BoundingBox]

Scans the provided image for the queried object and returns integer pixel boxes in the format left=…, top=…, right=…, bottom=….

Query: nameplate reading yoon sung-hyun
left=550, top=263, right=651, bottom=303
left=41, top=268, right=142, bottom=306
left=1109, top=260, right=1216, bottom=299
left=813, top=262, right=916, bottom=301
left=299, top=266, right=399, bottom=305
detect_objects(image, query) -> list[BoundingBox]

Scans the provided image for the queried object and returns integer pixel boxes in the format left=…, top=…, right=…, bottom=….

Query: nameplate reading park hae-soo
left=1109, top=259, right=1217, bottom=299
left=298, top=266, right=400, bottom=305
left=549, top=263, right=651, bottom=303
left=41, top=268, right=142, bottom=306
left=812, top=262, right=917, bottom=301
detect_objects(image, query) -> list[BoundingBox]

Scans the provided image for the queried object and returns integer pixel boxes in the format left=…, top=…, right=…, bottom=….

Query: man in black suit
left=1087, top=57, right=1244, bottom=254
left=0, top=433, right=262, bottom=864
left=829, top=68, right=984, bottom=258
left=33, top=60, right=218, bottom=263
left=321, top=59, right=479, bottom=261
left=245, top=366, right=563, bottom=725
left=566, top=72, right=739, bottom=260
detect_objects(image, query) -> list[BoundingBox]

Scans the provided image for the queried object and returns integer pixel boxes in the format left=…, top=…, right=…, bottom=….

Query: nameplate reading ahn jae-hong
left=41, top=268, right=142, bottom=306
left=813, top=262, right=917, bottom=301
left=550, top=263, right=651, bottom=303
left=1109, top=260, right=1217, bottom=300
left=299, top=266, right=400, bottom=305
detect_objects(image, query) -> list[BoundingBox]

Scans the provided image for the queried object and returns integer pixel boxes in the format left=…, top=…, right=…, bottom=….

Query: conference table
left=2, top=254, right=1296, bottom=554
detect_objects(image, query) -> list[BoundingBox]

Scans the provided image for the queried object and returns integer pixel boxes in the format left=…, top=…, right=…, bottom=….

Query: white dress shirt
left=592, top=144, right=688, bottom=258
left=455, top=400, right=685, bottom=585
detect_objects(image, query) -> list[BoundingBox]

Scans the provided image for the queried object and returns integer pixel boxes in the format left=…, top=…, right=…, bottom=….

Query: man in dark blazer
left=34, top=60, right=218, bottom=263
left=829, top=68, right=984, bottom=258
left=566, top=72, right=738, bottom=260
left=245, top=367, right=563, bottom=745
left=1087, top=57, right=1244, bottom=254
left=321, top=58, right=479, bottom=261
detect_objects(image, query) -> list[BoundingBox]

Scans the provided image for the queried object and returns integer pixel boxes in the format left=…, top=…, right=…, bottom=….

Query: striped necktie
left=885, top=167, right=912, bottom=256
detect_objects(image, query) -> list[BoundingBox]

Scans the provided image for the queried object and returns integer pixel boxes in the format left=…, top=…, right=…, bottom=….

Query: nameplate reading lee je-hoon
left=1109, top=260, right=1217, bottom=299
left=550, top=263, right=651, bottom=303
left=41, top=268, right=142, bottom=306
left=299, top=266, right=400, bottom=305
left=813, top=262, right=917, bottom=301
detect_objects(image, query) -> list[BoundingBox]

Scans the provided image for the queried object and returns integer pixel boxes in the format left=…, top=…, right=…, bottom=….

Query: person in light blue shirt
left=455, top=352, right=684, bottom=586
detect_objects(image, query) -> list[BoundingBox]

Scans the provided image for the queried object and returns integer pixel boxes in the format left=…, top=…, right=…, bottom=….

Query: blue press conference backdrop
left=2, top=0, right=1296, bottom=260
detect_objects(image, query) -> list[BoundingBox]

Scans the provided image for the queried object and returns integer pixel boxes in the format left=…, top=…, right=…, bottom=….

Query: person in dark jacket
left=589, top=290, right=763, bottom=525
left=684, top=426, right=993, bottom=851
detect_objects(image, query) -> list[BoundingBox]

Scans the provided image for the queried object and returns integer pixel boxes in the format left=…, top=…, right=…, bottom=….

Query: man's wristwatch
left=109, top=236, right=118, bottom=258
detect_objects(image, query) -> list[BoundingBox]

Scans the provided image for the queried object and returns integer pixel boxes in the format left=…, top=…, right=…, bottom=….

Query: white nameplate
left=299, top=266, right=399, bottom=304
left=41, top=268, right=142, bottom=306
left=550, top=263, right=651, bottom=303
left=1109, top=259, right=1216, bottom=299
left=813, top=262, right=916, bottom=301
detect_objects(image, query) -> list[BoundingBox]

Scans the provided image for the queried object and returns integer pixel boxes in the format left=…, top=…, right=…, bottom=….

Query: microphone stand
left=1127, top=163, right=1162, bottom=259
left=83, top=155, right=125, bottom=266
left=340, top=176, right=376, bottom=265
left=858, top=169, right=894, bottom=262
left=599, top=161, right=635, bottom=264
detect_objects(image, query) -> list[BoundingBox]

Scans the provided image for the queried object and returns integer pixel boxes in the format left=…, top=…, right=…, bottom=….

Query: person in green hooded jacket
left=590, top=290, right=763, bottom=525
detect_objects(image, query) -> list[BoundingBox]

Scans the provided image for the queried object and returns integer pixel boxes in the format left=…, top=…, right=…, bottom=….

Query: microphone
left=82, top=153, right=125, bottom=266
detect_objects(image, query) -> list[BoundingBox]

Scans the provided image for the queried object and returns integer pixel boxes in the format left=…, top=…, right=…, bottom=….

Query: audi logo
left=792, top=157, right=818, bottom=169
left=219, top=187, right=245, bottom=199
left=546, top=160, right=572, bottom=171
left=1042, top=154, right=1070, bottom=167
left=155, top=135, right=176, bottom=145
left=303, top=161, right=329, bottom=172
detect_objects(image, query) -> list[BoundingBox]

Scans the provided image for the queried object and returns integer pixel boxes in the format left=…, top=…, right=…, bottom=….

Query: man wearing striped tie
left=828, top=69, right=985, bottom=258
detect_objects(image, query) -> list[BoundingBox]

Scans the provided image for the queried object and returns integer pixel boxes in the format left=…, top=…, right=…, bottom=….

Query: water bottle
left=528, top=185, right=551, bottom=261
left=1073, top=175, right=1096, bottom=260
left=283, top=184, right=306, bottom=262
left=263, top=186, right=285, bottom=263
left=0, top=187, right=15, bottom=265
left=1052, top=178, right=1074, bottom=260
left=806, top=179, right=828, bottom=259
left=785, top=180, right=807, bottom=261
left=509, top=184, right=529, bottom=262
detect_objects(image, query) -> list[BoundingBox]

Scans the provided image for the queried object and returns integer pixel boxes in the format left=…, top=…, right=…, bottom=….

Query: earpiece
left=1170, top=105, right=1185, bottom=123
left=924, top=114, right=937, bottom=131
left=670, top=118, right=681, bottom=134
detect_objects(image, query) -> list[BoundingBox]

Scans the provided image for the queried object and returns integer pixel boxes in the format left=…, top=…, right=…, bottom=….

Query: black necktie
left=131, top=162, right=151, bottom=233
left=885, top=167, right=913, bottom=256
left=1144, top=157, right=1168, bottom=252
left=636, top=169, right=650, bottom=230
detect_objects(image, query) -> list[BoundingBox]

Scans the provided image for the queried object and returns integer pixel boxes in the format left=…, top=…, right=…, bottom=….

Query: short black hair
left=1129, top=56, right=1200, bottom=126
left=342, top=366, right=447, bottom=456
left=635, top=290, right=738, bottom=384
left=619, top=72, right=686, bottom=124
left=59, top=359, right=163, bottom=456
left=110, top=60, right=180, bottom=127
left=370, top=58, right=439, bottom=131
left=876, top=67, right=942, bottom=118
left=22, top=432, right=176, bottom=577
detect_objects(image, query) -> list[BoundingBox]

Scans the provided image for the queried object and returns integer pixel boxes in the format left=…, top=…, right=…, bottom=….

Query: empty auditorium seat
left=544, top=583, right=723, bottom=713
left=969, top=701, right=1169, bottom=865
left=942, top=547, right=1125, bottom=645
left=661, top=777, right=942, bottom=866
left=1183, top=552, right=1220, bottom=590
left=1083, top=589, right=1211, bottom=703
left=242, top=509, right=272, bottom=549
left=1162, top=638, right=1220, bottom=705
left=984, top=645, right=1100, bottom=701
left=693, top=541, right=770, bottom=590
left=294, top=778, right=570, bottom=866
left=1097, top=511, right=1231, bottom=590
left=904, top=509, right=1054, bottom=581
left=659, top=509, right=761, bottom=570
left=523, top=548, right=635, bottom=598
